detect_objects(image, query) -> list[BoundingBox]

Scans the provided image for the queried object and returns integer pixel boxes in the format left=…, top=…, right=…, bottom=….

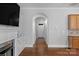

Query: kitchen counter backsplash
left=68, top=30, right=79, bottom=36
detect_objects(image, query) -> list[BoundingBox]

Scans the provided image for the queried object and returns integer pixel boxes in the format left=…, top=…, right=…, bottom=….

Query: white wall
left=48, top=8, right=79, bottom=47
left=19, top=8, right=34, bottom=47
left=14, top=8, right=26, bottom=55
left=19, top=7, right=79, bottom=48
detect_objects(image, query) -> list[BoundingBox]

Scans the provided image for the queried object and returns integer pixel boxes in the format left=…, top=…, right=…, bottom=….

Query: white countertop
left=0, top=25, right=18, bottom=44
left=0, top=39, right=13, bottom=48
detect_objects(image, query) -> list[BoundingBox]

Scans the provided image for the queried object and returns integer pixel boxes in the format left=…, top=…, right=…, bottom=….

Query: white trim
left=18, top=47, right=24, bottom=56
left=24, top=44, right=68, bottom=48
left=32, top=13, right=36, bottom=45
left=25, top=44, right=33, bottom=47
left=14, top=46, right=25, bottom=56
left=48, top=45, right=68, bottom=48
left=20, top=7, right=79, bottom=9
left=32, top=13, right=48, bottom=44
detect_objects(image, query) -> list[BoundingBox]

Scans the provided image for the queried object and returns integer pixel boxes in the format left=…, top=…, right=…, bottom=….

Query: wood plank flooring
left=19, top=48, right=79, bottom=56
left=19, top=37, right=79, bottom=56
left=33, top=37, right=48, bottom=56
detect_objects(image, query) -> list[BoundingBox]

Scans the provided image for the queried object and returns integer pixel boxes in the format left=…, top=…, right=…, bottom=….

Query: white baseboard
left=48, top=45, right=68, bottom=48
left=18, top=47, right=25, bottom=56
left=14, top=46, right=25, bottom=56
left=25, top=44, right=68, bottom=48
left=25, top=44, right=33, bottom=47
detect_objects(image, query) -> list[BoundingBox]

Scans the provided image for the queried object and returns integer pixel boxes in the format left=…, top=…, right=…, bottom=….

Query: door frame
left=32, top=13, right=48, bottom=44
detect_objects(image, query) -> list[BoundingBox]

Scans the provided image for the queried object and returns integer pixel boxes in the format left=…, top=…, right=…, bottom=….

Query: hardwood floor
left=47, top=48, right=79, bottom=56
left=19, top=48, right=79, bottom=56
left=19, top=47, right=33, bottom=56
left=33, top=37, right=48, bottom=56
left=19, top=37, right=79, bottom=56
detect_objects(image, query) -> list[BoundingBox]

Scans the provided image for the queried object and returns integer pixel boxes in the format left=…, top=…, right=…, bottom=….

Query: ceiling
left=18, top=3, right=79, bottom=8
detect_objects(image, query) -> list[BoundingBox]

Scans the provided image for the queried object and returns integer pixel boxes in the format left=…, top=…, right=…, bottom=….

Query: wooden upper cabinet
left=68, top=14, right=79, bottom=30
left=68, top=15, right=77, bottom=30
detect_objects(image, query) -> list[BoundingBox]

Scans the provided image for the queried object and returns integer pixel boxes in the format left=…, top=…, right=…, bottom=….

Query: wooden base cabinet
left=69, top=36, right=79, bottom=49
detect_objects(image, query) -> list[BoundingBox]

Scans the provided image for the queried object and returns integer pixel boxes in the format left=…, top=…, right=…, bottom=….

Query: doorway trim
left=32, top=13, right=48, bottom=45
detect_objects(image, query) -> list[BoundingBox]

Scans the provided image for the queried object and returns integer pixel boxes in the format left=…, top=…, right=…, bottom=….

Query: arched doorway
left=33, top=14, right=48, bottom=55
left=34, top=14, right=47, bottom=39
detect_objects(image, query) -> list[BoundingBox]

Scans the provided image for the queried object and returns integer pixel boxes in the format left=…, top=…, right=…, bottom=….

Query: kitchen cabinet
left=68, top=14, right=79, bottom=49
left=68, top=15, right=79, bottom=30
left=68, top=15, right=77, bottom=30
left=69, top=36, right=79, bottom=49
left=77, top=16, right=79, bottom=29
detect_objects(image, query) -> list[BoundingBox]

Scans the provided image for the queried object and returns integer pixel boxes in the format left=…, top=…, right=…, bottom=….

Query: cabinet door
left=72, top=38, right=79, bottom=48
left=77, top=16, right=79, bottom=30
left=69, top=36, right=79, bottom=48
left=69, top=15, right=77, bottom=30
